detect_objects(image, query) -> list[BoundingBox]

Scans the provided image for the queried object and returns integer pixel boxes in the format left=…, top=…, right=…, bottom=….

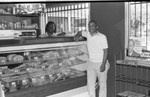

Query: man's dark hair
left=89, top=20, right=98, bottom=26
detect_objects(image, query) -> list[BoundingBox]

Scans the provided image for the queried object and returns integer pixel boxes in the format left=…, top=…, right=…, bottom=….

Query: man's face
left=129, top=40, right=134, bottom=53
left=88, top=22, right=97, bottom=35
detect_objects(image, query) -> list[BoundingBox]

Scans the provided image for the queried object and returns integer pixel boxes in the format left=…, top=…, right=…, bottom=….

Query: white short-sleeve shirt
left=82, top=31, right=108, bottom=63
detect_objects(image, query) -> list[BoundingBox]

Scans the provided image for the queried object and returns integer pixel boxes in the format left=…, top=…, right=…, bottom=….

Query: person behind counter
left=45, top=21, right=57, bottom=37
left=40, top=21, right=66, bottom=37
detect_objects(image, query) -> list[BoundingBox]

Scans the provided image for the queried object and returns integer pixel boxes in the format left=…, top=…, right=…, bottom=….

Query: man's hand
left=74, top=36, right=79, bottom=42
left=100, top=64, right=105, bottom=72
left=74, top=31, right=82, bottom=42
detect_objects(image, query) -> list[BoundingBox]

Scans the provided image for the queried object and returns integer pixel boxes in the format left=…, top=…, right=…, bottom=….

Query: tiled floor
left=47, top=86, right=89, bottom=97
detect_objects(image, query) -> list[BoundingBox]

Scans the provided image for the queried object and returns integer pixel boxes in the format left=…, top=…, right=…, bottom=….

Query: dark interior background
left=90, top=2, right=125, bottom=97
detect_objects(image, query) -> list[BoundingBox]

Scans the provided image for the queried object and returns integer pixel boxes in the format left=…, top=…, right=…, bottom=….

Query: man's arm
left=100, top=48, right=108, bottom=72
left=74, top=31, right=87, bottom=41
left=74, top=31, right=84, bottom=41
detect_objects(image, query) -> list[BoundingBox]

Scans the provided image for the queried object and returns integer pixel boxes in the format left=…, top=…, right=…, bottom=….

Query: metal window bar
left=140, top=3, right=142, bottom=37
left=45, top=3, right=89, bottom=36
left=129, top=2, right=150, bottom=52
left=146, top=3, right=148, bottom=54
left=135, top=2, right=137, bottom=37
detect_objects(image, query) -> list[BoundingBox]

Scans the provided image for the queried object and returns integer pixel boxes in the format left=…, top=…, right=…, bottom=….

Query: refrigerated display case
left=0, top=41, right=88, bottom=97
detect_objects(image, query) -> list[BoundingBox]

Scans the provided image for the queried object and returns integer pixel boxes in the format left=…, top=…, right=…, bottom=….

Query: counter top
left=0, top=37, right=86, bottom=47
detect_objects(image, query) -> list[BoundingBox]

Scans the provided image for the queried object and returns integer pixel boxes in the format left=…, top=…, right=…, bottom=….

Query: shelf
left=0, top=61, right=23, bottom=66
left=5, top=74, right=87, bottom=97
left=116, top=60, right=137, bottom=66
left=15, top=14, right=40, bottom=17
left=117, top=91, right=146, bottom=97
left=116, top=60, right=150, bottom=69
left=0, top=53, right=85, bottom=66
left=116, top=76, right=150, bottom=88
left=0, top=59, right=86, bottom=78
left=0, top=56, right=86, bottom=78
left=116, top=76, right=137, bottom=84
left=0, top=13, right=39, bottom=17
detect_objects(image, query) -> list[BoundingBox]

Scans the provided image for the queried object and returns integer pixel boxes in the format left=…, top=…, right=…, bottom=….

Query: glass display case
left=0, top=41, right=88, bottom=97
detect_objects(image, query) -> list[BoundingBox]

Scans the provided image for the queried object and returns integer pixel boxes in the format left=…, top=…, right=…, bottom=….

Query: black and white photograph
left=0, top=1, right=150, bottom=97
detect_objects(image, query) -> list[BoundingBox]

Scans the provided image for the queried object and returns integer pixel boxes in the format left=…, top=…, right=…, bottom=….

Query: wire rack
left=115, top=49, right=150, bottom=97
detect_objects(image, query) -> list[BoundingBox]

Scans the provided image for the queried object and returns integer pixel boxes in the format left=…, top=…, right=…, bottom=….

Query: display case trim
left=0, top=41, right=86, bottom=53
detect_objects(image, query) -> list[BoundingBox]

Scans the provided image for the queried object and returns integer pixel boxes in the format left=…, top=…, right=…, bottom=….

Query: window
left=128, top=2, right=150, bottom=58
left=45, top=3, right=90, bottom=36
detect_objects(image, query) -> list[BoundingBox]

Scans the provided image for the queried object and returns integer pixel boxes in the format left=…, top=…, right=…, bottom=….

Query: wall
left=90, top=2, right=125, bottom=97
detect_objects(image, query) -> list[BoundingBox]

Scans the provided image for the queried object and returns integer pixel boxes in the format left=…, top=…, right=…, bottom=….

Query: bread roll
left=13, top=55, right=24, bottom=62
left=0, top=57, right=7, bottom=64
left=7, top=54, right=16, bottom=62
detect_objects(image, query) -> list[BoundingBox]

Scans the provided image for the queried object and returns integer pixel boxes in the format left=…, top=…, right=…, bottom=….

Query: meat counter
left=0, top=41, right=88, bottom=97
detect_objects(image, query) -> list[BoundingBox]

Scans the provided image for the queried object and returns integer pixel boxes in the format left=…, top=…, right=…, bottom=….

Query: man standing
left=74, top=20, right=110, bottom=97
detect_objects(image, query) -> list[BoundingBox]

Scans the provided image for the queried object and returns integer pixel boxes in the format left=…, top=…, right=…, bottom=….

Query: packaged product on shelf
left=29, top=77, right=38, bottom=86
left=2, top=69, right=16, bottom=76
left=61, top=59, right=72, bottom=66
left=67, top=47, right=81, bottom=56
left=53, top=73, right=63, bottom=82
left=0, top=70, right=2, bottom=75
left=47, top=64, right=56, bottom=71
left=42, top=51, right=59, bottom=60
left=1, top=77, right=18, bottom=92
left=0, top=67, right=8, bottom=76
left=29, top=70, right=49, bottom=86
left=48, top=74, right=54, bottom=83
left=13, top=63, right=27, bottom=72
left=40, top=61, right=49, bottom=68
left=33, top=56, right=40, bottom=61
left=62, top=73, right=70, bottom=80
left=26, top=61, right=42, bottom=69
left=57, top=67, right=71, bottom=75
left=69, top=57, right=77, bottom=65
left=19, top=74, right=30, bottom=89
left=9, top=81, right=17, bottom=92
left=24, top=51, right=31, bottom=60
left=29, top=76, right=42, bottom=86
left=38, top=75, right=49, bottom=85
left=44, top=75, right=50, bottom=83
left=36, top=76, right=44, bottom=86
left=47, top=59, right=59, bottom=65
left=0, top=73, right=30, bottom=92
left=46, top=59, right=59, bottom=70
left=0, top=57, right=7, bottom=64
left=52, top=73, right=60, bottom=82
left=30, top=51, right=43, bottom=58
left=58, top=49, right=68, bottom=57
